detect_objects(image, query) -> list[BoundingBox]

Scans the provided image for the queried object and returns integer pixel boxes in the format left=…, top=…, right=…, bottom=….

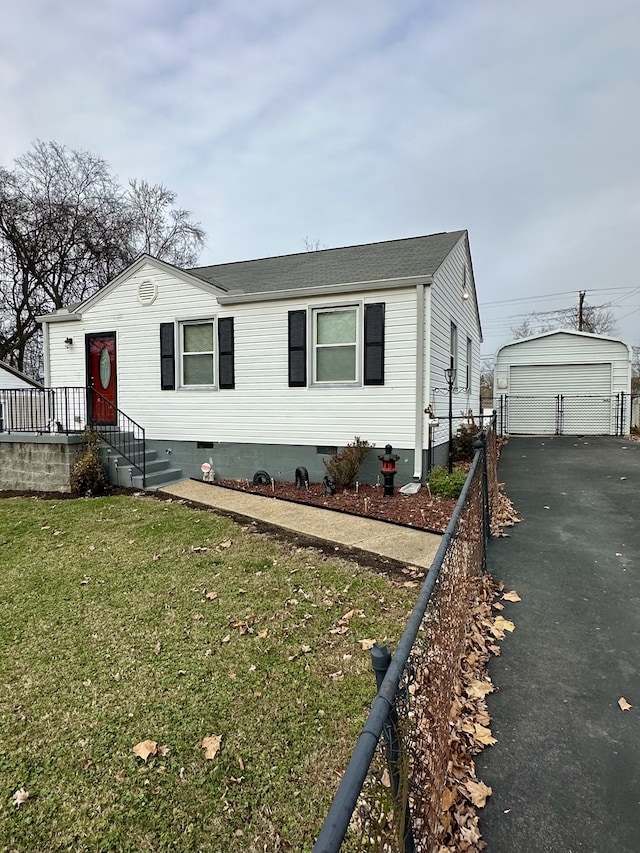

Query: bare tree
left=127, top=180, right=205, bottom=267
left=0, top=141, right=205, bottom=373
left=302, top=236, right=324, bottom=252
left=479, top=357, right=494, bottom=404
left=510, top=300, right=617, bottom=341
left=632, top=345, right=640, bottom=393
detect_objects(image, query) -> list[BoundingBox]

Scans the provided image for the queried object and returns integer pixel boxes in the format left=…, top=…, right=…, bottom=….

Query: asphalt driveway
left=477, top=436, right=640, bottom=852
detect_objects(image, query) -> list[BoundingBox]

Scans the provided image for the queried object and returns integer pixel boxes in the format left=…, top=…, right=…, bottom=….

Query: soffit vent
left=138, top=279, right=158, bottom=306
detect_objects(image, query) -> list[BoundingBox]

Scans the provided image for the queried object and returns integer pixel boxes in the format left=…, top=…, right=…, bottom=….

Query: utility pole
left=578, top=291, right=586, bottom=331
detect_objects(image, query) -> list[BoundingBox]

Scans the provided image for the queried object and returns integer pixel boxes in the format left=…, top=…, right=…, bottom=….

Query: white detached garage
left=494, top=330, right=632, bottom=435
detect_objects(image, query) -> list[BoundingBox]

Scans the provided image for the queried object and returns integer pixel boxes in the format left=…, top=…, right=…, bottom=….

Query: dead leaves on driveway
left=437, top=577, right=519, bottom=852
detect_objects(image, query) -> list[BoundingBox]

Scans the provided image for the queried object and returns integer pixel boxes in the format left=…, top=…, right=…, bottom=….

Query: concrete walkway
left=158, top=479, right=442, bottom=570
left=477, top=436, right=640, bottom=852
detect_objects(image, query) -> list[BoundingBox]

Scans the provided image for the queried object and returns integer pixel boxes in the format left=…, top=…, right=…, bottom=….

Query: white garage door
left=507, top=363, right=613, bottom=434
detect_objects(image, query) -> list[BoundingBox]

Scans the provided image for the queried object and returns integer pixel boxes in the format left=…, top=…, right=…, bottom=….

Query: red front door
left=87, top=333, right=117, bottom=424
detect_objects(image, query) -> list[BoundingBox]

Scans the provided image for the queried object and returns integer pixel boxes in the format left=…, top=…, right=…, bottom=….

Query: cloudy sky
left=2, top=0, right=638, bottom=358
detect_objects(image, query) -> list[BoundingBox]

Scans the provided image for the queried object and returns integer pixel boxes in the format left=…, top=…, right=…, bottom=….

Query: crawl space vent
left=138, top=279, right=157, bottom=305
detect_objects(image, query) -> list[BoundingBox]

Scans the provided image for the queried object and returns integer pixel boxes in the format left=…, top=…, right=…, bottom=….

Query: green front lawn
left=0, top=495, right=414, bottom=852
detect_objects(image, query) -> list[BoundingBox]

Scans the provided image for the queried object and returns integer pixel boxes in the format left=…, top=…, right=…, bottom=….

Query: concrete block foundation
left=0, top=434, right=85, bottom=493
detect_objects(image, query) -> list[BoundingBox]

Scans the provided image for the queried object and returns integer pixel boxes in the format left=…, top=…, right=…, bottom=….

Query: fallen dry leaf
left=13, top=788, right=29, bottom=808
left=200, top=734, right=222, bottom=760
left=157, top=745, right=170, bottom=757
left=133, top=740, right=158, bottom=761
left=493, top=616, right=515, bottom=634
left=218, top=540, right=233, bottom=549
left=205, top=590, right=218, bottom=600
left=502, top=590, right=521, bottom=602
left=360, top=638, right=376, bottom=650
left=256, top=629, right=268, bottom=639
left=461, top=780, right=493, bottom=808
left=441, top=787, right=457, bottom=811
left=618, top=697, right=632, bottom=711
left=473, top=724, right=497, bottom=746
left=466, top=679, right=494, bottom=700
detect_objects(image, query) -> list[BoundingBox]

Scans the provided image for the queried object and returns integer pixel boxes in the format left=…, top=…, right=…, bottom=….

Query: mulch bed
left=213, top=478, right=458, bottom=534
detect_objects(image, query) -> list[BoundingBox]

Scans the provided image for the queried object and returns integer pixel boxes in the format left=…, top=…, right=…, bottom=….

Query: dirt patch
left=213, top=478, right=456, bottom=534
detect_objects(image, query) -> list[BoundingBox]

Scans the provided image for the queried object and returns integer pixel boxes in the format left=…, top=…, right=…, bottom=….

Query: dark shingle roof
left=188, top=230, right=466, bottom=294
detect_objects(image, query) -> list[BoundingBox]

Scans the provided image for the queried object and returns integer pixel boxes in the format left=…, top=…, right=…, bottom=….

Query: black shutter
left=218, top=317, right=235, bottom=389
left=364, top=303, right=385, bottom=385
left=160, top=323, right=175, bottom=390
left=288, top=310, right=307, bottom=387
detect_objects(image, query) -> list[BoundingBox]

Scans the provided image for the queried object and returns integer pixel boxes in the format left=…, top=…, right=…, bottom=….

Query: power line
left=479, top=285, right=638, bottom=309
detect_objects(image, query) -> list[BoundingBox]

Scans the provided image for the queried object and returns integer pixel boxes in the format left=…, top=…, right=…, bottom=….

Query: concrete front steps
left=101, top=445, right=183, bottom=491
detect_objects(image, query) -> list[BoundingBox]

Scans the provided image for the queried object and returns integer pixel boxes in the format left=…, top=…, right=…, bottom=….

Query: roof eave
left=217, top=274, right=433, bottom=305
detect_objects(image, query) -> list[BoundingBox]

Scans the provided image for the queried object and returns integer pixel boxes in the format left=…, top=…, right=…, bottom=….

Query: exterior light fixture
left=64, top=337, right=73, bottom=348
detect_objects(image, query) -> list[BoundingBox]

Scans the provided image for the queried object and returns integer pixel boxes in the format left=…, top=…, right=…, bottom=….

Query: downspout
left=41, top=320, right=51, bottom=387
left=413, top=284, right=426, bottom=481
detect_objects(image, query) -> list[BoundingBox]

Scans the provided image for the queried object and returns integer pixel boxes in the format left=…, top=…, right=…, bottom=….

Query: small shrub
left=451, top=410, right=478, bottom=462
left=323, top=437, right=372, bottom=489
left=428, top=466, right=467, bottom=499
left=71, top=430, right=107, bottom=496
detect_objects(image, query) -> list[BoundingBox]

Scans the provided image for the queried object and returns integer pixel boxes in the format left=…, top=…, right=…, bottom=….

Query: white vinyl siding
left=45, top=264, right=421, bottom=448
left=0, top=366, right=38, bottom=389
left=427, top=234, right=481, bottom=417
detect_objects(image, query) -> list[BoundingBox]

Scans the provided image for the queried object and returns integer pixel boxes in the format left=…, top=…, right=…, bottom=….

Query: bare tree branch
left=0, top=141, right=206, bottom=373
left=510, top=302, right=617, bottom=340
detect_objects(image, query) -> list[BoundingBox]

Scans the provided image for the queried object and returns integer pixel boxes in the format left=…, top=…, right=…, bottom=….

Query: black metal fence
left=497, top=392, right=632, bottom=436
left=0, top=386, right=87, bottom=433
left=0, top=386, right=146, bottom=486
left=426, top=410, right=496, bottom=471
left=314, top=425, right=498, bottom=852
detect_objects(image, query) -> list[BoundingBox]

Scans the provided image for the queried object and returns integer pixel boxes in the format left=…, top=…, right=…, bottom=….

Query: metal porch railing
left=0, top=386, right=146, bottom=487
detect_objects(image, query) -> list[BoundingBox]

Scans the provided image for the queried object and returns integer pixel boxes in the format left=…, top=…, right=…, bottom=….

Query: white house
left=494, top=330, right=632, bottom=435
left=38, top=230, right=483, bottom=488
left=0, top=361, right=43, bottom=432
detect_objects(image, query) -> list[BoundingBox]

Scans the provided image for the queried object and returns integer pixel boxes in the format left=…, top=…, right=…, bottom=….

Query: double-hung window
left=314, top=307, right=358, bottom=383
left=182, top=321, right=215, bottom=386
left=450, top=322, right=458, bottom=373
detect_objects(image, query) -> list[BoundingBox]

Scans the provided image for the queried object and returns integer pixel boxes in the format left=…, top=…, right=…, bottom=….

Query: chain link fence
left=314, top=423, right=498, bottom=852
left=497, top=392, right=631, bottom=436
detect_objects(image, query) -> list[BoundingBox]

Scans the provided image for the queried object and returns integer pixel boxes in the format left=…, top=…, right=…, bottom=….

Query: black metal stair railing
left=87, top=387, right=146, bottom=488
